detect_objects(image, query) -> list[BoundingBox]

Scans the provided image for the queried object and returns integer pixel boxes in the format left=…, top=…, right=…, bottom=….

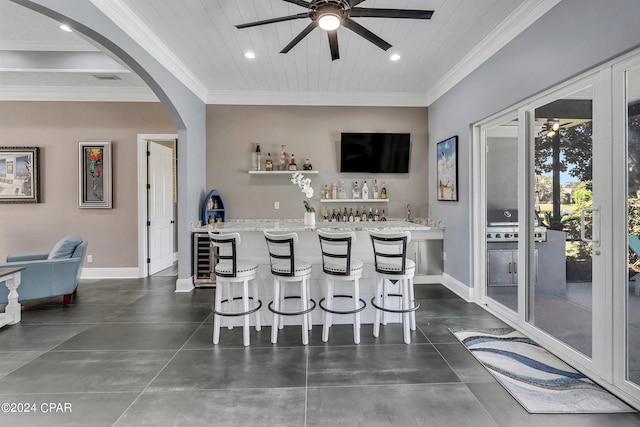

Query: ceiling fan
left=235, top=0, right=434, bottom=61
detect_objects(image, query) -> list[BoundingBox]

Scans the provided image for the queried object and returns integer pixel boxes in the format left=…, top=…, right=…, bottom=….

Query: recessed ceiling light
left=244, top=51, right=256, bottom=59
left=390, top=53, right=401, bottom=61
left=60, top=24, right=72, bottom=32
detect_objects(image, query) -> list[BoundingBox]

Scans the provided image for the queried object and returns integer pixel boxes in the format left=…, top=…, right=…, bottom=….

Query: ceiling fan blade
left=342, top=18, right=392, bottom=51
left=280, top=22, right=318, bottom=54
left=348, top=0, right=368, bottom=6
left=281, top=0, right=311, bottom=7
left=350, top=8, right=434, bottom=19
left=236, top=12, right=309, bottom=29
left=328, top=30, right=339, bottom=61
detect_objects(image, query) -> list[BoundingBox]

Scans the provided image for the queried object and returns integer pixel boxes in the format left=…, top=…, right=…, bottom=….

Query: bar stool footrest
left=213, top=296, right=262, bottom=317
left=319, top=295, right=366, bottom=315
left=370, top=293, right=420, bottom=314
left=268, top=296, right=316, bottom=316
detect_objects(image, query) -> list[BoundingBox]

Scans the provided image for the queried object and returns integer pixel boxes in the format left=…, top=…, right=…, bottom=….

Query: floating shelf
left=248, top=170, right=319, bottom=175
left=320, top=198, right=389, bottom=203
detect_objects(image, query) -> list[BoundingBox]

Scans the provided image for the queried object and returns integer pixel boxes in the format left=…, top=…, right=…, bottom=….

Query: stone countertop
left=192, top=218, right=443, bottom=233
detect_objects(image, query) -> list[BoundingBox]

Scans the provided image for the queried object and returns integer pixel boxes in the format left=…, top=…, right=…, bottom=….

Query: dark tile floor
left=1, top=275, right=639, bottom=426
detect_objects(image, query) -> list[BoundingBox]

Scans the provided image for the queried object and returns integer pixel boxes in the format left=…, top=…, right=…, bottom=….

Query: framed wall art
left=78, top=141, right=112, bottom=208
left=0, top=146, right=40, bottom=203
left=436, top=135, right=458, bottom=201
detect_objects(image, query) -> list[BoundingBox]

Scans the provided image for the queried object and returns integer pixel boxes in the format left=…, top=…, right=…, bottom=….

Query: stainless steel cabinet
left=408, top=239, right=443, bottom=282
left=487, top=249, right=537, bottom=286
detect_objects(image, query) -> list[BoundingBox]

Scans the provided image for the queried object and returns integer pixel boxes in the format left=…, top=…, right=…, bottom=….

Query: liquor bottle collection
left=251, top=143, right=312, bottom=171
left=322, top=206, right=387, bottom=223
left=321, top=179, right=388, bottom=200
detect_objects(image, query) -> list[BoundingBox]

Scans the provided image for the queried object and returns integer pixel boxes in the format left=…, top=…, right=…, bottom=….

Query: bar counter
left=191, top=219, right=444, bottom=326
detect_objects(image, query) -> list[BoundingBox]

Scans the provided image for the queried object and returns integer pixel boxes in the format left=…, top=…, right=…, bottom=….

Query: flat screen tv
left=340, top=132, right=410, bottom=173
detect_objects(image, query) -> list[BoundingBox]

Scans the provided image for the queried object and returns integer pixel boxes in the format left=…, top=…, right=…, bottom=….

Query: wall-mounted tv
left=340, top=132, right=410, bottom=173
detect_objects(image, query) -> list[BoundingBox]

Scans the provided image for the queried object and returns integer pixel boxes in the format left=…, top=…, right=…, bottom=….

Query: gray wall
left=207, top=105, right=429, bottom=221
left=13, top=0, right=206, bottom=281
left=428, top=0, right=640, bottom=286
left=0, top=102, right=176, bottom=266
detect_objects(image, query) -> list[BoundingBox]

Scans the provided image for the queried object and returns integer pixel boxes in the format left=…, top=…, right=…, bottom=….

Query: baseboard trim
left=80, top=267, right=140, bottom=279
left=441, top=273, right=473, bottom=302
left=175, top=277, right=195, bottom=293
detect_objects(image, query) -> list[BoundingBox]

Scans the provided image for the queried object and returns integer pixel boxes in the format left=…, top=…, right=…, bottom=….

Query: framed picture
left=0, top=147, right=40, bottom=203
left=437, top=136, right=458, bottom=201
left=78, top=141, right=112, bottom=208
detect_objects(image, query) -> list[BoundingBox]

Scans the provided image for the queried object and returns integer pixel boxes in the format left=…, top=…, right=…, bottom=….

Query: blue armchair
left=0, top=234, right=87, bottom=306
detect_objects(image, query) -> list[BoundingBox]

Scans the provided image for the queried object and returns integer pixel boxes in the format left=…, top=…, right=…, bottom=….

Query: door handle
left=580, top=206, right=600, bottom=246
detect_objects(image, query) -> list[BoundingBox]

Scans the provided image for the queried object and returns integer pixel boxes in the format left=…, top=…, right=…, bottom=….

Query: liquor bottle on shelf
left=380, top=181, right=387, bottom=199
left=252, top=143, right=261, bottom=171
left=331, top=209, right=337, bottom=222
left=361, top=207, right=367, bottom=222
left=278, top=145, right=286, bottom=170
left=374, top=208, right=379, bottom=221
left=322, top=184, right=329, bottom=199
left=323, top=207, right=329, bottom=222
left=331, top=183, right=337, bottom=199
left=381, top=210, right=387, bottom=221
left=265, top=152, right=273, bottom=171
left=348, top=208, right=354, bottom=222
left=352, top=181, right=360, bottom=199
left=373, top=179, right=379, bottom=199
left=362, top=181, right=369, bottom=199
left=288, top=153, right=297, bottom=170
left=368, top=208, right=374, bottom=222
left=342, top=207, right=348, bottom=222
left=339, top=181, right=347, bottom=199
left=355, top=208, right=361, bottom=222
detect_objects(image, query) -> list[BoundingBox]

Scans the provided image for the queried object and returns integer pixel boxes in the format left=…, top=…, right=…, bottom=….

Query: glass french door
left=619, top=58, right=640, bottom=392
left=478, top=72, right=609, bottom=376
left=527, top=82, right=600, bottom=360
left=478, top=50, right=640, bottom=406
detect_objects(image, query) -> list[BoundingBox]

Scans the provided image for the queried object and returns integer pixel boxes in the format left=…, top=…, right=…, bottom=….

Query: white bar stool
left=317, top=229, right=366, bottom=344
left=209, top=231, right=261, bottom=346
left=263, top=231, right=315, bottom=345
left=369, top=230, right=419, bottom=344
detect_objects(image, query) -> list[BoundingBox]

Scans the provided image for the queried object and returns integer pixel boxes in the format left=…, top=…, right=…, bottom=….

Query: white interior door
left=148, top=141, right=174, bottom=274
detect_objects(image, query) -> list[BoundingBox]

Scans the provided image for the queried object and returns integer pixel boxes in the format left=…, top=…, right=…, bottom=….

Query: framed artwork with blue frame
left=436, top=136, right=458, bottom=201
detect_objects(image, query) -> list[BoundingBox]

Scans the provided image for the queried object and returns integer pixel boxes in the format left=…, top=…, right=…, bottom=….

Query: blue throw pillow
left=48, top=234, right=83, bottom=259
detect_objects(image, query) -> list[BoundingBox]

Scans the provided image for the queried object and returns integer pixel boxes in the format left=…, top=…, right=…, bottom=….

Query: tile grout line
left=110, top=313, right=212, bottom=426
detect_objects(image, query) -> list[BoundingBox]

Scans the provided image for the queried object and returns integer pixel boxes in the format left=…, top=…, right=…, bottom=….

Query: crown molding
left=90, top=0, right=208, bottom=102
left=0, top=41, right=100, bottom=51
left=0, top=85, right=159, bottom=102
left=425, top=0, right=562, bottom=106
left=206, top=90, right=429, bottom=107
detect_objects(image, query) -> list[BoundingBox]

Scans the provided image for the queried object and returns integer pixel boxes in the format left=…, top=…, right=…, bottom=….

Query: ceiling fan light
left=390, top=53, right=401, bottom=61
left=318, top=14, right=341, bottom=31
left=243, top=51, right=256, bottom=59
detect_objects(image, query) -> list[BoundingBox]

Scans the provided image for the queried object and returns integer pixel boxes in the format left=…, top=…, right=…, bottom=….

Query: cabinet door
left=488, top=250, right=515, bottom=286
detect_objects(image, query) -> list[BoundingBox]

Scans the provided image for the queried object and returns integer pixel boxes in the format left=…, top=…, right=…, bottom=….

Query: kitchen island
left=192, top=219, right=444, bottom=326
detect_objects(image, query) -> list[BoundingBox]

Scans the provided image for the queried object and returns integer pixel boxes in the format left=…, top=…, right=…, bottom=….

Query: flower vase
left=304, top=212, right=316, bottom=227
